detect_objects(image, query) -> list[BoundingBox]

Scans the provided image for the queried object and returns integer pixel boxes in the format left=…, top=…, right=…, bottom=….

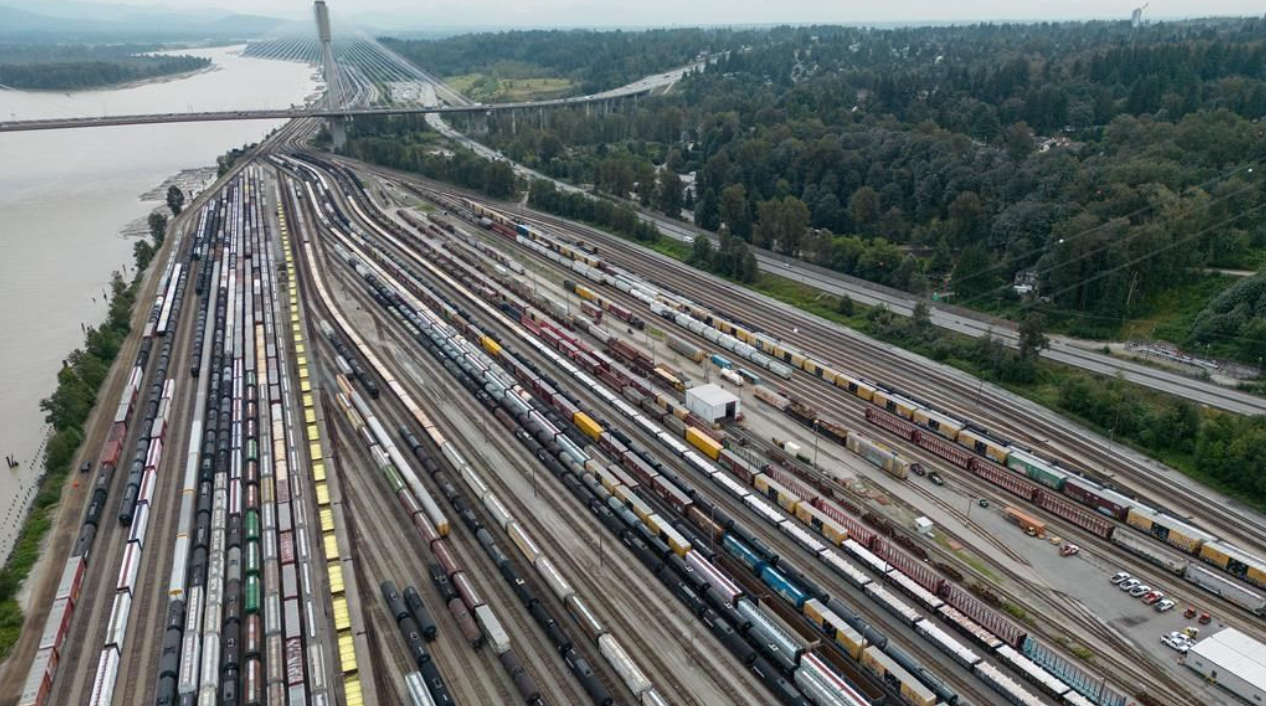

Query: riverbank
left=0, top=43, right=321, bottom=561
left=0, top=270, right=139, bottom=662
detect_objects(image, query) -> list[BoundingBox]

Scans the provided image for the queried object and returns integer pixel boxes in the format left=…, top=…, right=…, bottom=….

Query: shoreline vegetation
left=0, top=43, right=211, bottom=91
left=0, top=197, right=171, bottom=662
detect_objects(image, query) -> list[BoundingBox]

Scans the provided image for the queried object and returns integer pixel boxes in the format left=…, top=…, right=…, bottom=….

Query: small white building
left=686, top=383, right=740, bottom=423
left=1186, top=627, right=1266, bottom=705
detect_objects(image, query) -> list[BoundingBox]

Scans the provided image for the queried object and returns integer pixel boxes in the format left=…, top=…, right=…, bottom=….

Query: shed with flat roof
left=1186, top=627, right=1266, bottom=704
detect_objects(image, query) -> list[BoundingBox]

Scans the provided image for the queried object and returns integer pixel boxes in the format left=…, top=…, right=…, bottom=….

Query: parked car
left=1142, top=591, right=1165, bottom=605
left=1120, top=578, right=1141, bottom=592
left=1199, top=612, right=1212, bottom=625
left=1111, top=572, right=1131, bottom=585
left=1184, top=606, right=1198, bottom=618
left=1162, top=632, right=1191, bottom=653
left=1155, top=599, right=1176, bottom=613
left=1130, top=584, right=1152, bottom=597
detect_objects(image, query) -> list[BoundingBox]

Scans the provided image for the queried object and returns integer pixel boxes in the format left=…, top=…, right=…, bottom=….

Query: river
left=0, top=45, right=320, bottom=559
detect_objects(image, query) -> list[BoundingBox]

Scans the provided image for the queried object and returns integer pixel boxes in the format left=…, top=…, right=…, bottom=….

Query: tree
left=656, top=170, right=684, bottom=218
left=483, top=160, right=517, bottom=198
left=147, top=212, right=168, bottom=248
left=166, top=185, right=185, bottom=216
left=1004, top=121, right=1036, bottom=162
left=696, top=188, right=721, bottom=230
left=928, top=238, right=953, bottom=275
left=756, top=196, right=810, bottom=255
left=1018, top=313, right=1051, bottom=360
left=688, top=234, right=714, bottom=269
left=951, top=243, right=997, bottom=301
left=634, top=162, right=656, bottom=206
left=849, top=186, right=881, bottom=231
left=719, top=184, right=752, bottom=239
left=837, top=294, right=855, bottom=317
left=913, top=300, right=932, bottom=327
left=948, top=191, right=984, bottom=246
left=739, top=250, right=760, bottom=283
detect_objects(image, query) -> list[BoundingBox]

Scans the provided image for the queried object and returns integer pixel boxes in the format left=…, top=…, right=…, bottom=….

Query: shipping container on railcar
left=1061, top=476, right=1131, bottom=520
left=860, top=646, right=937, bottom=706
left=1184, top=563, right=1266, bottom=614
left=956, top=427, right=1010, bottom=465
left=1004, top=448, right=1069, bottom=491
left=1125, top=505, right=1213, bottom=554
left=1198, top=541, right=1266, bottom=591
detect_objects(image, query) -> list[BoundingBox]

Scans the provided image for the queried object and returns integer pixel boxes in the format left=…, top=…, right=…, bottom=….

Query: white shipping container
left=820, top=550, right=872, bottom=588
left=117, top=543, right=141, bottom=596
left=533, top=557, right=575, bottom=603
left=598, top=634, right=651, bottom=696
left=474, top=605, right=511, bottom=655
left=87, top=647, right=120, bottom=706
left=129, top=503, right=150, bottom=549
left=105, top=592, right=132, bottom=649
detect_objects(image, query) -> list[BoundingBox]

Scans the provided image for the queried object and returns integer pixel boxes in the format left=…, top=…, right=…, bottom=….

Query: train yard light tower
left=313, top=0, right=347, bottom=148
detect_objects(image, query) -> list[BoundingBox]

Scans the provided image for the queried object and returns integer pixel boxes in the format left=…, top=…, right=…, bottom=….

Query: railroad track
left=358, top=224, right=1011, bottom=705
left=398, top=176, right=1266, bottom=560
left=388, top=178, right=1214, bottom=703
left=287, top=168, right=607, bottom=706
left=306, top=169, right=773, bottom=706
left=285, top=170, right=548, bottom=706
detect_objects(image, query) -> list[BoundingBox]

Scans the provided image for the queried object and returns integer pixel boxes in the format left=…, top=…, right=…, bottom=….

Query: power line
left=953, top=170, right=1264, bottom=309
left=949, top=162, right=1262, bottom=298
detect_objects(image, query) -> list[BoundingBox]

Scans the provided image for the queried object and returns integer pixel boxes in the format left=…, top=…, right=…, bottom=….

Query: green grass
left=445, top=73, right=575, bottom=102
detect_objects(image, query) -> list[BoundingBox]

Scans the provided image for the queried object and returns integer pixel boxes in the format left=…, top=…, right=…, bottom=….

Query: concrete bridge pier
left=329, top=117, right=347, bottom=150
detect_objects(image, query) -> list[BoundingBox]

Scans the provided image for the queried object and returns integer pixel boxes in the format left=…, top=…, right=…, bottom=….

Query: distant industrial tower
left=1131, top=3, right=1148, bottom=29
left=313, top=1, right=347, bottom=148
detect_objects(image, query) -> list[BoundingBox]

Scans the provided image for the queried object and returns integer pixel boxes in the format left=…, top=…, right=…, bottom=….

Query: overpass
left=0, top=90, right=658, bottom=134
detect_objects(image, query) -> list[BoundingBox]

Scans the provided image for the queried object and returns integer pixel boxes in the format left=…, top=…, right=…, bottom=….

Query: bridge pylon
left=329, top=118, right=348, bottom=150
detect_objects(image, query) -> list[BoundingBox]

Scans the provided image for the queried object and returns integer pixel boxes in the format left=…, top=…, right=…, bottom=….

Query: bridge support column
left=328, top=118, right=347, bottom=151
left=511, top=109, right=517, bottom=135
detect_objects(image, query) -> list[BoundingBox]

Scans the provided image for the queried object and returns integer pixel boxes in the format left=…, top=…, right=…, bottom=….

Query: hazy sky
left=62, top=0, right=1266, bottom=26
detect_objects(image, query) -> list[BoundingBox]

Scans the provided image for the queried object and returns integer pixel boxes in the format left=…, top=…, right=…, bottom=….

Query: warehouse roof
left=1191, top=628, right=1266, bottom=691
left=686, top=383, right=738, bottom=406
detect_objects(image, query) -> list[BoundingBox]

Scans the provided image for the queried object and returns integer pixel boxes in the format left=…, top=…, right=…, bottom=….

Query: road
left=411, top=70, right=1265, bottom=416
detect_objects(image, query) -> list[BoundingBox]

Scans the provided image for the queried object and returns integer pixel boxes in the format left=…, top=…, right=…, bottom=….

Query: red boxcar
left=1035, top=490, right=1116, bottom=539
left=864, top=407, right=917, bottom=441
left=969, top=459, right=1041, bottom=502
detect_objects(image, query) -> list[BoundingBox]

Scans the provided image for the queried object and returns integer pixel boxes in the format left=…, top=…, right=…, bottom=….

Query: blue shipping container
left=761, top=565, right=808, bottom=609
left=711, top=354, right=734, bottom=369
left=723, top=534, right=765, bottom=571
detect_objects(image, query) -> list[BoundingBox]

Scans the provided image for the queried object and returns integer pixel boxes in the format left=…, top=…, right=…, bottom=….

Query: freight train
left=314, top=164, right=1131, bottom=706
left=468, top=195, right=1266, bottom=600
left=445, top=195, right=1140, bottom=706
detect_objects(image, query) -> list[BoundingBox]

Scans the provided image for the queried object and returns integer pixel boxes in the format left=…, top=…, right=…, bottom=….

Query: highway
left=406, top=71, right=1265, bottom=416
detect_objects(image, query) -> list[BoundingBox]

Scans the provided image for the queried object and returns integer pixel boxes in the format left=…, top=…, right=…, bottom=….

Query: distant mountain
left=0, top=1, right=288, bottom=40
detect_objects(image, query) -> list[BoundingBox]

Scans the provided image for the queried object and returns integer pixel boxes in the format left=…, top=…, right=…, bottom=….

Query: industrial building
left=1186, top=627, right=1266, bottom=704
left=686, top=383, right=740, bottom=423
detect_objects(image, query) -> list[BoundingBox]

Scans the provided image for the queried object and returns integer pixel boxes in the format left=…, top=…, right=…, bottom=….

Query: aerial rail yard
left=6, top=112, right=1266, bottom=706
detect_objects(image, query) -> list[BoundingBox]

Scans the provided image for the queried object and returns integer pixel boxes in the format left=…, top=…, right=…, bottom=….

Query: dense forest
left=426, top=19, right=1266, bottom=361
left=0, top=43, right=208, bottom=89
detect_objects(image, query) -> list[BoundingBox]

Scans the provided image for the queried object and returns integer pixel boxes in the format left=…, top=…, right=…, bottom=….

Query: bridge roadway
left=0, top=88, right=651, bottom=133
